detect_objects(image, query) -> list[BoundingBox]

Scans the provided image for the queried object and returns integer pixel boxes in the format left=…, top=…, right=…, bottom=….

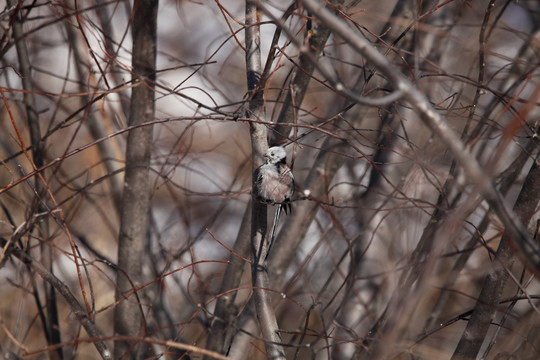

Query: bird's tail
left=267, top=205, right=282, bottom=257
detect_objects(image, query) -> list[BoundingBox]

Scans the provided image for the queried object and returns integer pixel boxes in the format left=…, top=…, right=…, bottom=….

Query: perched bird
left=254, top=146, right=294, bottom=212
left=254, top=146, right=294, bottom=256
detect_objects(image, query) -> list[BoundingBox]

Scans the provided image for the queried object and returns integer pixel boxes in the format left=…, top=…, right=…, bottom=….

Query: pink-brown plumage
left=254, top=146, right=294, bottom=210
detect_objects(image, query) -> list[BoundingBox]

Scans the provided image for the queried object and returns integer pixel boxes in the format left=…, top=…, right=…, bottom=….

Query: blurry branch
left=451, top=151, right=540, bottom=360
left=7, top=0, right=61, bottom=356
left=93, top=0, right=132, bottom=118
left=114, top=0, right=158, bottom=358
left=0, top=238, right=111, bottom=360
left=424, top=14, right=540, bottom=329
left=63, top=17, right=124, bottom=211
left=0, top=81, right=131, bottom=167
left=253, top=1, right=404, bottom=113
left=205, top=204, right=252, bottom=356
left=22, top=335, right=231, bottom=360
left=110, top=336, right=231, bottom=360
left=301, top=0, right=538, bottom=274
left=269, top=112, right=351, bottom=283
left=257, top=3, right=295, bottom=92
left=209, top=2, right=345, bottom=356
left=229, top=110, right=354, bottom=358
left=245, top=1, right=285, bottom=359
left=329, top=0, right=442, bottom=354
left=364, top=122, right=538, bottom=357
left=0, top=1, right=113, bottom=59
left=0, top=116, right=294, bottom=197
left=6, top=0, right=42, bottom=168
left=462, top=0, right=494, bottom=138
left=268, top=1, right=339, bottom=146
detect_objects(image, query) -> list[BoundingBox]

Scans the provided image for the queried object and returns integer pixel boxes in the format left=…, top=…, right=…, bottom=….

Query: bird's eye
left=270, top=152, right=274, bottom=157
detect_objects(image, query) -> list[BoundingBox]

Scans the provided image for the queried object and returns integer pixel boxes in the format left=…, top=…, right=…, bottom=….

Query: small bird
left=254, top=146, right=294, bottom=211
left=254, top=146, right=294, bottom=256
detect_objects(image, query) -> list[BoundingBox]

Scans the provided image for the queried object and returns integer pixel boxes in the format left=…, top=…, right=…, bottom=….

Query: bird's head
left=264, top=146, right=287, bottom=164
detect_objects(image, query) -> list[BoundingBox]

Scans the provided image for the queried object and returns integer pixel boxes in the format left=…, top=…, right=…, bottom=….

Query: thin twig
left=301, top=0, right=538, bottom=275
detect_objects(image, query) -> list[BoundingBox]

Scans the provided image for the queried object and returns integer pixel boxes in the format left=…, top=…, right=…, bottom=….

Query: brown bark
left=114, top=0, right=158, bottom=358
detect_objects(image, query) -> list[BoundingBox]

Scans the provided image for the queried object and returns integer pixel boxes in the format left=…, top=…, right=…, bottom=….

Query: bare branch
left=114, top=0, right=158, bottom=358
left=301, top=0, right=538, bottom=274
left=452, top=151, right=540, bottom=360
left=245, top=1, right=285, bottom=358
left=2, top=240, right=111, bottom=360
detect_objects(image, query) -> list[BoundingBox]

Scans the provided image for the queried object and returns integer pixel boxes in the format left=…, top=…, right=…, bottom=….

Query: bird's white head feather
left=264, top=146, right=287, bottom=164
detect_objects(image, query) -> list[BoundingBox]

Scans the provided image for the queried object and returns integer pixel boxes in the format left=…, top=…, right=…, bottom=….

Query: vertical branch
left=461, top=0, right=495, bottom=138
left=268, top=113, right=351, bottom=283
left=245, top=1, right=285, bottom=358
left=451, top=153, right=540, bottom=360
left=94, top=0, right=132, bottom=119
left=6, top=242, right=112, bottom=360
left=63, top=17, right=124, bottom=212
left=270, top=0, right=344, bottom=146
left=301, top=0, right=537, bottom=280
left=7, top=0, right=42, bottom=167
left=114, top=0, right=158, bottom=358
left=7, top=0, right=61, bottom=357
left=205, top=204, right=252, bottom=356
left=209, top=2, right=343, bottom=354
left=423, top=124, right=540, bottom=333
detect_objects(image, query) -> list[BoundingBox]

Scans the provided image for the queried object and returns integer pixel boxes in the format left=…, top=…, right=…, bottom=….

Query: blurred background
left=1, top=0, right=539, bottom=359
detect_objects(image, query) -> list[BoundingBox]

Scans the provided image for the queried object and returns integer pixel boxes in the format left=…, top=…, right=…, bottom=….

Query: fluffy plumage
left=254, top=146, right=294, bottom=210
left=253, top=146, right=294, bottom=257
